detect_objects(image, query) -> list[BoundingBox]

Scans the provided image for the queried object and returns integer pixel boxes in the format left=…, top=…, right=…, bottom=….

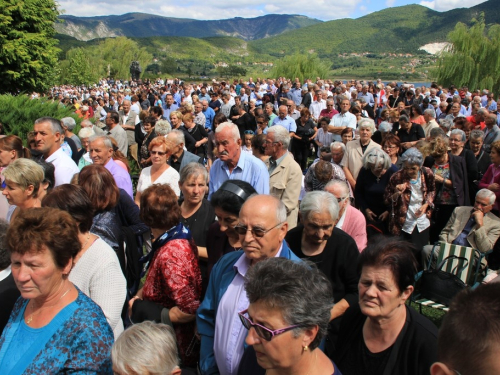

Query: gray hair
left=179, top=162, right=208, bottom=185
left=155, top=120, right=172, bottom=136
left=78, top=127, right=95, bottom=139
left=357, top=118, right=375, bottom=133
left=80, top=119, right=93, bottom=128
left=424, top=108, right=436, bottom=118
left=330, top=141, right=345, bottom=152
left=276, top=198, right=287, bottom=223
left=440, top=118, right=453, bottom=130
left=469, top=129, right=484, bottom=140
left=324, top=179, right=349, bottom=197
left=168, top=129, right=185, bottom=145
left=267, top=125, right=290, bottom=149
left=476, top=188, right=496, bottom=205
left=244, top=257, right=333, bottom=350
left=61, top=117, right=77, bottom=131
left=401, top=147, right=424, bottom=167
left=477, top=108, right=489, bottom=117
left=430, top=127, right=446, bottom=139
left=89, top=135, right=113, bottom=149
left=378, top=121, right=392, bottom=133
left=450, top=128, right=466, bottom=142
left=399, top=114, right=410, bottom=123
left=111, top=321, right=179, bottom=375
left=362, top=148, right=391, bottom=170
left=216, top=122, right=240, bottom=140
left=34, top=117, right=63, bottom=134
left=300, top=191, right=339, bottom=222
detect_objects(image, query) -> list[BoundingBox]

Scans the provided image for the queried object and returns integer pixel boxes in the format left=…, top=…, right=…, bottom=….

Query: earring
left=303, top=345, right=308, bottom=352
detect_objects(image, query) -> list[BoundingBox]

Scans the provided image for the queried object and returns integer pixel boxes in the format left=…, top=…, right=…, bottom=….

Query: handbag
left=418, top=255, right=468, bottom=306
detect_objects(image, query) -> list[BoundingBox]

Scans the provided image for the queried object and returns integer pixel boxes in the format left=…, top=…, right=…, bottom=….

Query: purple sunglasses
left=238, top=309, right=302, bottom=341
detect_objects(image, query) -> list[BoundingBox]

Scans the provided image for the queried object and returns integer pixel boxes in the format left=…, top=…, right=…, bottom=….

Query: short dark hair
left=108, top=110, right=120, bottom=124
left=42, top=184, right=94, bottom=233
left=357, top=236, right=417, bottom=293
left=251, top=134, right=267, bottom=155
left=36, top=160, right=55, bottom=194
left=437, top=283, right=500, bottom=375
left=210, top=179, right=256, bottom=216
left=150, top=107, right=163, bottom=118
left=0, top=219, right=10, bottom=270
left=140, top=184, right=180, bottom=230
left=6, top=207, right=80, bottom=269
left=79, top=165, right=119, bottom=213
left=245, top=258, right=333, bottom=350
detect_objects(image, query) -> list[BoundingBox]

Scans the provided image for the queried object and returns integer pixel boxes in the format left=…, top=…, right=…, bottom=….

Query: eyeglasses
left=234, top=222, right=283, bottom=238
left=257, top=122, right=267, bottom=125
left=238, top=309, right=301, bottom=341
left=383, top=145, right=397, bottom=149
left=336, top=196, right=348, bottom=203
left=244, top=130, right=255, bottom=135
left=150, top=150, right=166, bottom=156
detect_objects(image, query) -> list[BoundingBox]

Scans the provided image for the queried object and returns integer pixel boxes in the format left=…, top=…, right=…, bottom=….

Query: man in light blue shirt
left=208, top=122, right=269, bottom=199
left=163, top=94, right=179, bottom=120
left=271, top=105, right=297, bottom=136
left=329, top=98, right=357, bottom=142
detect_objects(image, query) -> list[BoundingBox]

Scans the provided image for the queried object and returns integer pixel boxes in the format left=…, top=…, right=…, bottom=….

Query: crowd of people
left=1, top=76, right=500, bottom=374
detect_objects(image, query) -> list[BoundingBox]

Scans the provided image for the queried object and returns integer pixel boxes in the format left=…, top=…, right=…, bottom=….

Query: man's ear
left=430, top=362, right=455, bottom=375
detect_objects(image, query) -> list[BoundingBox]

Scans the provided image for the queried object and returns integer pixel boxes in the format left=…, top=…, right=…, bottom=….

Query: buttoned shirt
left=105, top=158, right=133, bottom=198
left=45, top=147, right=79, bottom=187
left=271, top=115, right=297, bottom=133
left=329, top=112, right=357, bottom=142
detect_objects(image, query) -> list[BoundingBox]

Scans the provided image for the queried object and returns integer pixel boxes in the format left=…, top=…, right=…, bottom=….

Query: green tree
left=271, top=54, right=328, bottom=83
left=436, top=13, right=500, bottom=93
left=161, top=57, right=177, bottom=75
left=0, top=0, right=61, bottom=93
left=60, top=48, right=98, bottom=86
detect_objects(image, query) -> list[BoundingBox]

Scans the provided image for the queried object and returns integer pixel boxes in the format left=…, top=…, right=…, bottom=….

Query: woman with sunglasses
left=135, top=136, right=180, bottom=207
left=237, top=257, right=339, bottom=375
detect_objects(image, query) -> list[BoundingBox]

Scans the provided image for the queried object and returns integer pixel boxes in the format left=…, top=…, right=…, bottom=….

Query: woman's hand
left=379, top=211, right=390, bottom=221
left=396, top=183, right=407, bottom=193
left=128, top=295, right=141, bottom=318
left=489, top=183, right=500, bottom=192
left=366, top=209, right=377, bottom=222
left=415, top=203, right=428, bottom=218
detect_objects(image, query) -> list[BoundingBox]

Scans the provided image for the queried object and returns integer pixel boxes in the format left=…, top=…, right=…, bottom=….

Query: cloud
left=386, top=0, right=395, bottom=6
left=58, top=0, right=363, bottom=21
left=359, top=5, right=367, bottom=11
left=419, top=0, right=486, bottom=11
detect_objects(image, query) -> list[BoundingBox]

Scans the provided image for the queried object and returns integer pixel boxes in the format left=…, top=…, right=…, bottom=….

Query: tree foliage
left=271, top=54, right=328, bottom=82
left=216, top=65, right=247, bottom=79
left=436, top=13, right=500, bottom=93
left=0, top=0, right=61, bottom=94
left=0, top=95, right=81, bottom=141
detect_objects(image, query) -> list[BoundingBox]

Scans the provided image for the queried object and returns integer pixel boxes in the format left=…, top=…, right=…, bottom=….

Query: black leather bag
left=418, top=255, right=468, bottom=306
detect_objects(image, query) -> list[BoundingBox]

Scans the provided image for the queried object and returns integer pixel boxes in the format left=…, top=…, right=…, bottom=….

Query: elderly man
left=325, top=180, right=367, bottom=252
left=88, top=135, right=133, bottom=198
left=208, top=122, right=269, bottom=199
left=119, top=99, right=139, bottom=157
left=104, top=110, right=128, bottom=156
left=357, top=84, right=375, bottom=107
left=286, top=99, right=301, bottom=120
left=166, top=130, right=203, bottom=173
left=194, top=102, right=206, bottom=129
left=483, top=113, right=500, bottom=152
left=285, top=191, right=359, bottom=353
left=271, top=105, right=296, bottom=135
left=422, top=189, right=500, bottom=268
left=60, top=117, right=82, bottom=149
left=309, top=89, right=325, bottom=122
left=264, top=126, right=302, bottom=229
left=197, top=195, right=299, bottom=375
left=81, top=119, right=105, bottom=136
left=422, top=108, right=439, bottom=139
left=328, top=98, right=357, bottom=142
left=33, top=117, right=79, bottom=186
left=320, top=99, right=339, bottom=120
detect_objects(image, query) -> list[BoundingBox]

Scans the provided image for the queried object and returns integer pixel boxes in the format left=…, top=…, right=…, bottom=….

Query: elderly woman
left=79, top=164, right=122, bottom=254
left=112, top=321, right=194, bottom=375
left=42, top=184, right=127, bottom=339
left=479, top=140, right=500, bottom=214
left=238, top=258, right=340, bottom=375
left=183, top=112, right=208, bottom=160
left=129, top=183, right=202, bottom=368
left=371, top=121, right=392, bottom=145
left=155, top=119, right=172, bottom=136
left=424, top=136, right=470, bottom=243
left=341, top=118, right=381, bottom=189
left=469, top=129, right=491, bottom=182
left=139, top=115, right=157, bottom=167
left=385, top=148, right=435, bottom=253
left=170, top=110, right=196, bottom=153
left=135, top=136, right=180, bottom=206
left=0, top=208, right=113, bottom=373
left=206, top=179, right=256, bottom=276
left=355, top=148, right=398, bottom=235
left=292, top=108, right=317, bottom=170
left=449, top=128, right=479, bottom=202
left=315, top=116, right=334, bottom=157
left=332, top=238, right=438, bottom=375
left=285, top=191, right=359, bottom=354
left=77, top=127, right=95, bottom=169
left=397, top=114, right=425, bottom=152
left=340, top=127, right=353, bottom=145
left=2, top=158, right=45, bottom=223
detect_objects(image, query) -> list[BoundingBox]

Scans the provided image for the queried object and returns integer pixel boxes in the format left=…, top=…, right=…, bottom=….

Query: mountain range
left=55, top=13, right=321, bottom=41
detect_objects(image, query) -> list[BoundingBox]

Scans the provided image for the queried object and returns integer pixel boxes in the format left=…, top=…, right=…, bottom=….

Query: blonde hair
left=2, top=158, right=44, bottom=197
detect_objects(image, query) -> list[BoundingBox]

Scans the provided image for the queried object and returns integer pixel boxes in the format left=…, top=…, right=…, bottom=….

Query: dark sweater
left=355, top=164, right=398, bottom=216
left=332, top=305, right=437, bottom=375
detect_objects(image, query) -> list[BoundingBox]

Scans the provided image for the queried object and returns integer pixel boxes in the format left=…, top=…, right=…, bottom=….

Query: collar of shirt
left=0, top=264, right=11, bottom=282
left=233, top=243, right=283, bottom=277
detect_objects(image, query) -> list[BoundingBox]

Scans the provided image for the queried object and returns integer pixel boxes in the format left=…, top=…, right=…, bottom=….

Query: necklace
left=82, top=232, right=91, bottom=249
left=26, top=287, right=72, bottom=325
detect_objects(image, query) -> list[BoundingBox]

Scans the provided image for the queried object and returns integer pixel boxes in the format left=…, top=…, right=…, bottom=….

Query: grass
left=408, top=300, right=447, bottom=327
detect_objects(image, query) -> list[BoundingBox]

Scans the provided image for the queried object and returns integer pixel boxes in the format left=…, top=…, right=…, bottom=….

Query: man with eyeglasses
left=422, top=189, right=500, bottom=269
left=319, top=99, right=339, bottom=120
left=197, top=195, right=299, bottom=375
left=324, top=180, right=367, bottom=252
left=264, top=126, right=302, bottom=229
left=286, top=100, right=300, bottom=120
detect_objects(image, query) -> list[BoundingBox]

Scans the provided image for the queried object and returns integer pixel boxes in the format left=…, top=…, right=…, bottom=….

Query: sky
left=60, top=0, right=488, bottom=21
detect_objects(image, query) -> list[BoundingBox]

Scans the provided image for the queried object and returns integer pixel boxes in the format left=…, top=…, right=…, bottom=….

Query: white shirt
left=336, top=208, right=347, bottom=229
left=329, top=112, right=357, bottom=142
left=402, top=176, right=430, bottom=234
left=46, top=147, right=79, bottom=187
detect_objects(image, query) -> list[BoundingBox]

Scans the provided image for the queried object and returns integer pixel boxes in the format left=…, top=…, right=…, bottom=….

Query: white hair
left=216, top=122, right=240, bottom=140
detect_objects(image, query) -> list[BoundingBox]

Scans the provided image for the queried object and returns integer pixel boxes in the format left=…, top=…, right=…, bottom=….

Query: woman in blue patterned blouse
left=0, top=207, right=114, bottom=374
